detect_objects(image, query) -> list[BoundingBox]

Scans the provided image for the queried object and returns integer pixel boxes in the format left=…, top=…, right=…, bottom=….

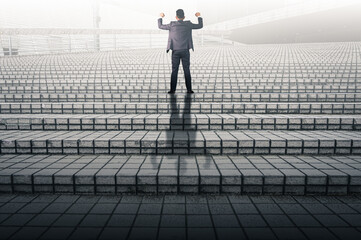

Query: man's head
left=176, top=9, right=185, bottom=20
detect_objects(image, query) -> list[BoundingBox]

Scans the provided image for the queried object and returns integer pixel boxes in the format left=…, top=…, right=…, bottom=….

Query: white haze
left=0, top=0, right=314, bottom=29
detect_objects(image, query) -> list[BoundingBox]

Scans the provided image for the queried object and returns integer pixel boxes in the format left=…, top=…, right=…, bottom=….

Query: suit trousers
left=170, top=49, right=192, bottom=92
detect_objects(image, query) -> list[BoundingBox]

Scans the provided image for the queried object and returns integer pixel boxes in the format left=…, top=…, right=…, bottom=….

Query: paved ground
left=1, top=44, right=361, bottom=239
left=1, top=194, right=361, bottom=240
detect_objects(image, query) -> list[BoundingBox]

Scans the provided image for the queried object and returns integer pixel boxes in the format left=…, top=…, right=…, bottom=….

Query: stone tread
left=1, top=102, right=360, bottom=114
left=1, top=84, right=361, bottom=93
left=0, top=154, right=360, bottom=194
left=0, top=130, right=360, bottom=155
left=1, top=92, right=361, bottom=102
left=0, top=114, right=360, bottom=131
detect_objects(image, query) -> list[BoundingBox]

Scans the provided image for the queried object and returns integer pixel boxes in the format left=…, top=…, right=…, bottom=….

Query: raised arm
left=158, top=13, right=171, bottom=30
left=191, top=12, right=203, bottom=29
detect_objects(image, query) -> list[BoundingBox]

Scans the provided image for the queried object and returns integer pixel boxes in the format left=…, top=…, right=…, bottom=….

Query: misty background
left=0, top=0, right=314, bottom=28
left=0, top=0, right=361, bottom=55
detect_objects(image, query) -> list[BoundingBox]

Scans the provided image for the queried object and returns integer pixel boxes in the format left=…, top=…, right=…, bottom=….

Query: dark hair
left=176, top=9, right=184, bottom=18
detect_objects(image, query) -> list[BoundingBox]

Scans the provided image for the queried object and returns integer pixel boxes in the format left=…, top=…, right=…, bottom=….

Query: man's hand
left=160, top=13, right=165, bottom=18
left=195, top=12, right=201, bottom=17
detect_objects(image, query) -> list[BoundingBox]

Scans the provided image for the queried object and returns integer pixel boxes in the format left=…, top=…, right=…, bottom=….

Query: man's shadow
left=149, top=93, right=194, bottom=169
left=165, top=93, right=195, bottom=154
left=169, top=93, right=193, bottom=128
left=167, top=92, right=194, bottom=146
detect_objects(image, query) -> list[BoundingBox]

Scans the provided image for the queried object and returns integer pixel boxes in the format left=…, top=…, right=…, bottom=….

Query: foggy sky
left=0, top=0, right=308, bottom=29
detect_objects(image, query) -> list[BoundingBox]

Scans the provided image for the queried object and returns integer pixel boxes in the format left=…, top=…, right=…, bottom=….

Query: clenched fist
left=160, top=13, right=165, bottom=18
left=195, top=12, right=201, bottom=17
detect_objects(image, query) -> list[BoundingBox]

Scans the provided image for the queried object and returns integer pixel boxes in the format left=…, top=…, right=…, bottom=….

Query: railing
left=0, top=29, right=232, bottom=56
left=0, top=33, right=167, bottom=56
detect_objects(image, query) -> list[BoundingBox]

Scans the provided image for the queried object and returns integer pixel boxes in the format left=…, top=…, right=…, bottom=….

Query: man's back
left=158, top=17, right=203, bottom=51
left=169, top=21, right=193, bottom=51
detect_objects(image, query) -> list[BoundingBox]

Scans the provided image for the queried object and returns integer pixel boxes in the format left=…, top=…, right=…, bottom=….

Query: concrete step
left=1, top=84, right=360, bottom=93
left=1, top=92, right=361, bottom=103
left=0, top=154, right=360, bottom=195
left=1, top=102, right=360, bottom=114
left=1, top=114, right=360, bottom=131
left=2, top=80, right=361, bottom=86
left=0, top=130, right=360, bottom=155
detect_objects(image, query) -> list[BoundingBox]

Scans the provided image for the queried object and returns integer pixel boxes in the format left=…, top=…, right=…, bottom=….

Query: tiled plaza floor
left=0, top=194, right=361, bottom=240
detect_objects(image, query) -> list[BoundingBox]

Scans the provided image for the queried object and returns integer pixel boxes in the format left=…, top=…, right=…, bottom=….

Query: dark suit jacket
left=158, top=17, right=203, bottom=52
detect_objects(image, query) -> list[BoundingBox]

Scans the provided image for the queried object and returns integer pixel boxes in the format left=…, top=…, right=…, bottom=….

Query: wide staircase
left=0, top=43, right=361, bottom=195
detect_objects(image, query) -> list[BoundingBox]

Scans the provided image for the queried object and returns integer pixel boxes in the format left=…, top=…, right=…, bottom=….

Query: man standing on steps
left=158, top=9, right=203, bottom=94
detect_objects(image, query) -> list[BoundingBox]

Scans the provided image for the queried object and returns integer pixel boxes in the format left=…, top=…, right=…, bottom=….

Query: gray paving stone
left=264, top=215, right=295, bottom=227
left=138, top=204, right=162, bottom=215
left=1, top=214, right=35, bottom=226
left=301, top=228, right=338, bottom=240
left=52, top=214, right=84, bottom=227
left=68, top=227, right=102, bottom=240
left=186, top=204, right=209, bottom=214
left=0, top=202, right=27, bottom=213
left=160, top=215, right=186, bottom=228
left=232, top=203, right=259, bottom=214
left=187, top=215, right=213, bottom=227
left=289, top=215, right=322, bottom=227
left=237, top=214, right=267, bottom=227
left=79, top=214, right=110, bottom=227
left=162, top=203, right=186, bottom=214
left=209, top=204, right=234, bottom=215
left=17, top=202, right=49, bottom=214
left=38, top=227, right=75, bottom=240
left=158, top=228, right=186, bottom=240
left=8, top=226, right=47, bottom=240
left=133, top=215, right=160, bottom=227
left=26, top=213, right=60, bottom=226
left=272, top=228, right=307, bottom=240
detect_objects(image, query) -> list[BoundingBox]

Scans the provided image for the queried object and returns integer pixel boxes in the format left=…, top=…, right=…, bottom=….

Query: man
left=158, top=9, right=203, bottom=94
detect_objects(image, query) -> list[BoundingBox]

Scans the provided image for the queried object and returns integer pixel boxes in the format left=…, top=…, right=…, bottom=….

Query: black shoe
left=168, top=91, right=175, bottom=94
left=187, top=90, right=194, bottom=94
